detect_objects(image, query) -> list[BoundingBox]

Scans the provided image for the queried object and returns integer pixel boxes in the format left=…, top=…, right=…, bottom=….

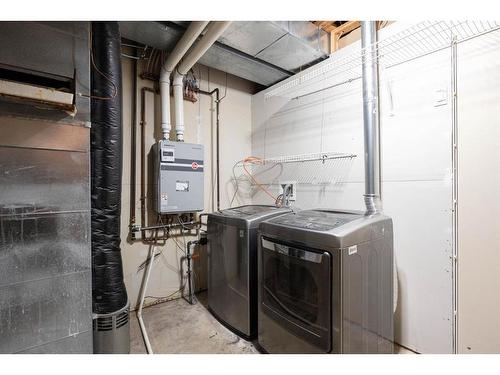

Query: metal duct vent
left=0, top=22, right=90, bottom=124
left=93, top=307, right=130, bottom=332
left=92, top=303, right=130, bottom=354
left=0, top=66, right=75, bottom=113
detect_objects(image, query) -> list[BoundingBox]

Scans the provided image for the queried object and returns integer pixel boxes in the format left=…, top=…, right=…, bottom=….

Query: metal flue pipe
left=361, top=21, right=382, bottom=215
left=173, top=21, right=231, bottom=141
left=160, top=21, right=209, bottom=140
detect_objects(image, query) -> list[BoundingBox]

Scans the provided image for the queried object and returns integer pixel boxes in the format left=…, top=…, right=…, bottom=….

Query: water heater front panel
left=154, top=140, right=204, bottom=214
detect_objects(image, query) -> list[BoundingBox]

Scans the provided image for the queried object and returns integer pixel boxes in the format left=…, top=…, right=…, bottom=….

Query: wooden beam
left=313, top=21, right=334, bottom=32
left=332, top=21, right=360, bottom=36
left=330, top=31, right=339, bottom=53
left=318, top=21, right=393, bottom=53
left=329, top=21, right=360, bottom=53
left=377, top=20, right=395, bottom=30
left=316, top=20, right=392, bottom=35
left=329, top=21, right=393, bottom=54
left=322, top=23, right=338, bottom=33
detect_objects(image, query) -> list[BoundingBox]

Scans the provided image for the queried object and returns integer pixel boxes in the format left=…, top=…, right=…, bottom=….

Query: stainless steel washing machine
left=207, top=205, right=291, bottom=339
left=258, top=209, right=393, bottom=353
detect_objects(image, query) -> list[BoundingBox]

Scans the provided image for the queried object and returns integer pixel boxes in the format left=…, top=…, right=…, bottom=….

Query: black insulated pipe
left=184, top=235, right=207, bottom=305
left=184, top=241, right=197, bottom=305
left=91, top=22, right=128, bottom=314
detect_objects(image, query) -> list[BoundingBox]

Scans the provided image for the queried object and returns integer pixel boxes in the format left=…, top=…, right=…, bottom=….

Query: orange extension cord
left=241, top=156, right=278, bottom=202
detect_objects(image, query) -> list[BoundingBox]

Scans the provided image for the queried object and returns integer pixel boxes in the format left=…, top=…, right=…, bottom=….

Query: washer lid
left=210, top=205, right=291, bottom=228
left=220, top=205, right=282, bottom=218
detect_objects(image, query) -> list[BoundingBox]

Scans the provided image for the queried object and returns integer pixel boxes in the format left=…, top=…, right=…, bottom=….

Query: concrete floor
left=130, top=291, right=258, bottom=354
left=130, top=291, right=415, bottom=354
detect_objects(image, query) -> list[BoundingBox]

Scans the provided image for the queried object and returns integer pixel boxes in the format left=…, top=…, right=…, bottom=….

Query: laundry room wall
left=250, top=21, right=498, bottom=354
left=120, top=53, right=255, bottom=310
left=456, top=30, right=500, bottom=354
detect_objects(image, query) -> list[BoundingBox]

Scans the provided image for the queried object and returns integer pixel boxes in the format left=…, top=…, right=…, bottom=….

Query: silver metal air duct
left=361, top=21, right=381, bottom=214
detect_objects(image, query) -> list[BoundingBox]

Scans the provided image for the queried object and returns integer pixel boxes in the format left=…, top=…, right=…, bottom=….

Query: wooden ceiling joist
left=313, top=21, right=340, bottom=33
left=313, top=21, right=393, bottom=53
left=331, top=21, right=360, bottom=36
left=330, top=21, right=360, bottom=53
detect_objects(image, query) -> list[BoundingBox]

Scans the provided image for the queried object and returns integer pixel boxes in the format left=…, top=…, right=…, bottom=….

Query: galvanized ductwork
left=361, top=21, right=382, bottom=215
left=119, top=21, right=329, bottom=87
left=0, top=21, right=93, bottom=354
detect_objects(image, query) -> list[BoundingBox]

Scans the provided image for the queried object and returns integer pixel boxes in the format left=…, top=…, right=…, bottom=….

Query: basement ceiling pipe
left=361, top=21, right=382, bottom=215
left=173, top=21, right=231, bottom=141
left=160, top=21, right=209, bottom=140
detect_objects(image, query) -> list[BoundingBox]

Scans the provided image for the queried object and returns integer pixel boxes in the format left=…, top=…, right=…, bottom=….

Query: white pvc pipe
left=159, top=74, right=171, bottom=140
left=176, top=21, right=231, bottom=75
left=173, top=21, right=231, bottom=141
left=164, top=21, right=209, bottom=73
left=136, top=244, right=156, bottom=354
left=172, top=71, right=185, bottom=142
left=160, top=21, right=208, bottom=140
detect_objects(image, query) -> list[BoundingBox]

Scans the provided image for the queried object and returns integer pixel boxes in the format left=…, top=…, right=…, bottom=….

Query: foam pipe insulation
left=90, top=21, right=128, bottom=314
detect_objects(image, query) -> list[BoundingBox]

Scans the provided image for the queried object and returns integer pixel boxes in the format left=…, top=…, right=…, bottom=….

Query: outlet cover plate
left=279, top=181, right=297, bottom=201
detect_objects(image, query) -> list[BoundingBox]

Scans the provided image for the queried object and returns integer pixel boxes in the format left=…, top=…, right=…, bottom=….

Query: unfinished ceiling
left=119, top=21, right=330, bottom=87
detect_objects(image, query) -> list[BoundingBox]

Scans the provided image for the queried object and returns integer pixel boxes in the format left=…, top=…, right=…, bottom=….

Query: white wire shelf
left=234, top=151, right=357, bottom=186
left=264, top=21, right=500, bottom=100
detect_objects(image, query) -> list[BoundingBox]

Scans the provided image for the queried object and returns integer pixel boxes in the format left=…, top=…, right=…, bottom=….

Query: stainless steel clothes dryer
left=258, top=209, right=393, bottom=353
left=207, top=205, right=291, bottom=339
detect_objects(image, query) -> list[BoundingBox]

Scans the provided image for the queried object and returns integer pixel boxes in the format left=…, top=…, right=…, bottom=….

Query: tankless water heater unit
left=153, top=140, right=205, bottom=214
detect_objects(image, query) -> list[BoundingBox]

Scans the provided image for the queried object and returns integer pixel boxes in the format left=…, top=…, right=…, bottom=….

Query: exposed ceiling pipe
left=173, top=21, right=231, bottom=142
left=361, top=21, right=382, bottom=215
left=160, top=21, right=209, bottom=140
left=176, top=21, right=232, bottom=75
left=172, top=72, right=185, bottom=141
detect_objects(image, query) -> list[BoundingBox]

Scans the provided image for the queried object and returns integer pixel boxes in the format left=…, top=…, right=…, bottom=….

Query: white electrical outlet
left=279, top=181, right=297, bottom=201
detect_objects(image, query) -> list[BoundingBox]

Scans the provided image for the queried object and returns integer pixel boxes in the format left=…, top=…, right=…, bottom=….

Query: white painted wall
left=251, top=22, right=456, bottom=353
left=121, top=56, right=254, bottom=309
left=457, top=31, right=500, bottom=354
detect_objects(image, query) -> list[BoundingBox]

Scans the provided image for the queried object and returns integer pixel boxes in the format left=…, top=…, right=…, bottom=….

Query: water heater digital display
left=161, top=147, right=175, bottom=162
